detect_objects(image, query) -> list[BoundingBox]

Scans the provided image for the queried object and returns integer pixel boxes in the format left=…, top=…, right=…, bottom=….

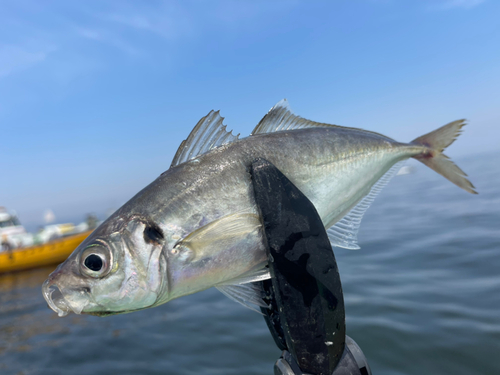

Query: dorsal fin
left=327, top=161, right=405, bottom=250
left=171, top=110, right=240, bottom=167
left=252, top=100, right=393, bottom=140
left=251, top=99, right=338, bottom=134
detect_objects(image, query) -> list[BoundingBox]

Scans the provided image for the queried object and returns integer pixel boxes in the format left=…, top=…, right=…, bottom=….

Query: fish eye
left=80, top=245, right=112, bottom=278
left=144, top=224, right=164, bottom=245
left=84, top=254, right=103, bottom=271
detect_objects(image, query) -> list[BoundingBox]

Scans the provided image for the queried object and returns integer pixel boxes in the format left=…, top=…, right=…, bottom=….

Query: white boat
left=0, top=206, right=96, bottom=273
left=0, top=207, right=33, bottom=250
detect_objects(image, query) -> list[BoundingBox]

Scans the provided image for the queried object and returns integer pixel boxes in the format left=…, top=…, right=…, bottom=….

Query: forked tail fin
left=411, top=119, right=477, bottom=194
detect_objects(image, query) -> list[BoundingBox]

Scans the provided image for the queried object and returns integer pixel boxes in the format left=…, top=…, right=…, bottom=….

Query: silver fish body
left=42, top=101, right=476, bottom=317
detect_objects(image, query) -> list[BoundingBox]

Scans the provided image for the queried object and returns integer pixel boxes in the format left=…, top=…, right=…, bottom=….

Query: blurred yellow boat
left=0, top=230, right=92, bottom=274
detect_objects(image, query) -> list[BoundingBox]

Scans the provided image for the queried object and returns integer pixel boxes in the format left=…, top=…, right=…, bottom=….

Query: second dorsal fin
left=171, top=110, right=240, bottom=167
left=251, top=99, right=340, bottom=135
left=252, top=100, right=391, bottom=140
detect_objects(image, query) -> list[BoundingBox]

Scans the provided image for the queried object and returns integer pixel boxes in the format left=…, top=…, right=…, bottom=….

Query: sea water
left=1, top=151, right=499, bottom=375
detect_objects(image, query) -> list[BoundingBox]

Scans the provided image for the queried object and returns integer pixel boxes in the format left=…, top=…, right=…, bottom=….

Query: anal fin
left=216, top=284, right=268, bottom=313
left=327, top=161, right=405, bottom=250
left=216, top=267, right=270, bottom=313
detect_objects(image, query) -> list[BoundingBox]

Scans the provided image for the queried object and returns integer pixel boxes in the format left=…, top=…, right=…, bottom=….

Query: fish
left=42, top=99, right=476, bottom=317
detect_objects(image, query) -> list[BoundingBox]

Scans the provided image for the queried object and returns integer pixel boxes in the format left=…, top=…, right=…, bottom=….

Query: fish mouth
left=42, top=279, right=87, bottom=317
left=42, top=280, right=70, bottom=317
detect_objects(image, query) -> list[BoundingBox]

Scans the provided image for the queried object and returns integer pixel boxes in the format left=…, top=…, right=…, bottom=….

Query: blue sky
left=1, top=0, right=499, bottom=230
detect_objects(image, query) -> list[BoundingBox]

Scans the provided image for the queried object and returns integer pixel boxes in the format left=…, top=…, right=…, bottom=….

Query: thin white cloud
left=77, top=28, right=101, bottom=40
left=104, top=4, right=195, bottom=41
left=429, top=0, right=486, bottom=10
left=0, top=0, right=299, bottom=82
left=103, top=1, right=297, bottom=41
left=76, top=27, right=141, bottom=56
left=0, top=44, right=54, bottom=77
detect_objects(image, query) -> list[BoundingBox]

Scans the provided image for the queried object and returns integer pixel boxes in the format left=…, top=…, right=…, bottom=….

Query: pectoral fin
left=174, top=213, right=262, bottom=261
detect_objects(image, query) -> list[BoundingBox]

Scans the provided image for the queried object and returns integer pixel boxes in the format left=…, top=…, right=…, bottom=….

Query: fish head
left=42, top=214, right=169, bottom=317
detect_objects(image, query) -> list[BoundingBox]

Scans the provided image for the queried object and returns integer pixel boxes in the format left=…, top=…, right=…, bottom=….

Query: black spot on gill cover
left=144, top=225, right=164, bottom=245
